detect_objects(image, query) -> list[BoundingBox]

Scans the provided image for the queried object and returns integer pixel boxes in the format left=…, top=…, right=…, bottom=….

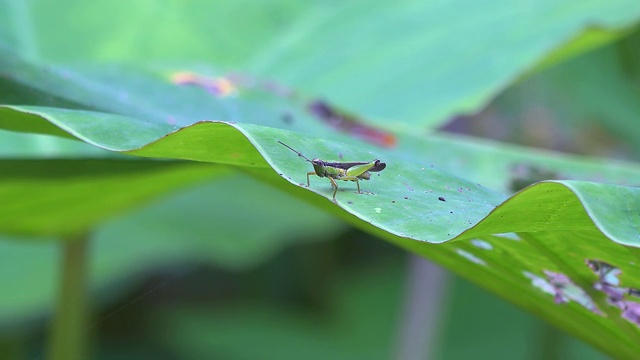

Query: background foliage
left=1, top=1, right=640, bottom=359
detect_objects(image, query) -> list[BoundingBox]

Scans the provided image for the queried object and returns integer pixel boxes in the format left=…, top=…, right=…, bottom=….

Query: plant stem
left=47, top=235, right=89, bottom=360
left=536, top=321, right=564, bottom=360
left=393, top=255, right=449, bottom=360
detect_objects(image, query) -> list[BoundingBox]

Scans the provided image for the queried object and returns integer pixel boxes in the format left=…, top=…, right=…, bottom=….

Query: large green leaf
left=1, top=105, right=639, bottom=357
left=0, top=158, right=223, bottom=236
left=2, top=1, right=640, bottom=129
left=2, top=1, right=640, bottom=357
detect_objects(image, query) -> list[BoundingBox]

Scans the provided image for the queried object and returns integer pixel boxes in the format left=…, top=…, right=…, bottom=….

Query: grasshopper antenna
left=277, top=140, right=313, bottom=163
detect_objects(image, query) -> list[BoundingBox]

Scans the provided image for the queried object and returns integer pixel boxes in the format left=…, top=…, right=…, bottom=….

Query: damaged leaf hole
left=471, top=239, right=493, bottom=250
left=456, top=249, right=486, bottom=266
left=525, top=259, right=640, bottom=327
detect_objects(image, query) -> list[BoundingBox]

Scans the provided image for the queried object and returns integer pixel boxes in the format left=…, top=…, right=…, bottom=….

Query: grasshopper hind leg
left=340, top=176, right=362, bottom=194
left=334, top=176, right=362, bottom=203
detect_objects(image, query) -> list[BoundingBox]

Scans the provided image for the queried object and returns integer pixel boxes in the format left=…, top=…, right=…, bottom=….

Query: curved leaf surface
left=1, top=102, right=640, bottom=356
left=2, top=105, right=638, bottom=241
left=0, top=159, right=224, bottom=236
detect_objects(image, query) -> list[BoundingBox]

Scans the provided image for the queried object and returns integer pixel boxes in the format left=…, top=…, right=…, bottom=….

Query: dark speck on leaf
left=392, top=200, right=396, bottom=203
left=348, top=201, right=353, bottom=205
left=404, top=196, right=409, bottom=199
left=438, top=196, right=446, bottom=202
left=281, top=112, right=294, bottom=124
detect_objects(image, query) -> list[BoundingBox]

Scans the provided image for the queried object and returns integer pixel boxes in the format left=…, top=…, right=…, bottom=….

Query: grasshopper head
left=311, top=159, right=326, bottom=176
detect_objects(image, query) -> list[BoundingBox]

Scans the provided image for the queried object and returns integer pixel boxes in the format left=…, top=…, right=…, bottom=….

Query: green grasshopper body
left=278, top=141, right=386, bottom=201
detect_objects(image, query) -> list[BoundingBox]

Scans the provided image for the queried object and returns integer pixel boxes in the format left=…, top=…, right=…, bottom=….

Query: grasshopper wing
left=367, top=160, right=386, bottom=172
left=325, top=160, right=386, bottom=172
left=323, top=161, right=371, bottom=170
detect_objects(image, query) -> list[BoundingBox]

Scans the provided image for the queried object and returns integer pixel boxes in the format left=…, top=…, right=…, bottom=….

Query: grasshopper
left=277, top=141, right=386, bottom=202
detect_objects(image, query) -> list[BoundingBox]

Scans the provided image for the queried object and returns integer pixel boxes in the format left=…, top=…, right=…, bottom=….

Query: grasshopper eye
left=312, top=159, right=322, bottom=165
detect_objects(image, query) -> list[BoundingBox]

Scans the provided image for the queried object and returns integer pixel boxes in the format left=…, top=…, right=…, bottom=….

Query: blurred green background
left=3, top=0, right=640, bottom=359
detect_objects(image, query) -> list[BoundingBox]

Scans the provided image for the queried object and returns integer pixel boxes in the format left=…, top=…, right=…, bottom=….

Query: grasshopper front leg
left=329, top=177, right=339, bottom=201
left=306, top=171, right=316, bottom=187
left=307, top=172, right=341, bottom=201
